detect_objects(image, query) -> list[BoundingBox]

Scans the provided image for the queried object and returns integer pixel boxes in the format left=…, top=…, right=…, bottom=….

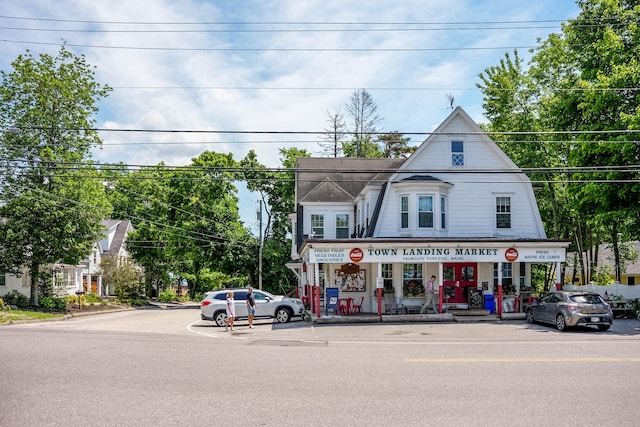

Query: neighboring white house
left=289, top=107, right=570, bottom=315
left=0, top=219, right=134, bottom=299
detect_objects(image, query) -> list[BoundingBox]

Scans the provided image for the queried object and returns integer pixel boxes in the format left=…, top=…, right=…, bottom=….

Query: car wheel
left=525, top=308, right=535, bottom=324
left=555, top=314, right=567, bottom=331
left=598, top=325, right=610, bottom=331
left=275, top=308, right=292, bottom=323
left=214, top=311, right=228, bottom=327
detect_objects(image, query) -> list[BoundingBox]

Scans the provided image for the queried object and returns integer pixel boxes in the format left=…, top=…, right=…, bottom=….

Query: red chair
left=351, top=296, right=364, bottom=313
left=339, top=298, right=352, bottom=315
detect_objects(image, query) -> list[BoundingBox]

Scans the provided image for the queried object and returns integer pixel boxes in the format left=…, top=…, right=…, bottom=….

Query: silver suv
left=200, top=288, right=305, bottom=326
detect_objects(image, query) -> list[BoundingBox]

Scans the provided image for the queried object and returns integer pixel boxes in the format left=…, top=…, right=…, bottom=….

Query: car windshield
left=570, top=294, right=604, bottom=304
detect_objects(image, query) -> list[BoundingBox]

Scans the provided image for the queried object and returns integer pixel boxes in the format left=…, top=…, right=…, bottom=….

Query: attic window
left=451, top=141, right=464, bottom=166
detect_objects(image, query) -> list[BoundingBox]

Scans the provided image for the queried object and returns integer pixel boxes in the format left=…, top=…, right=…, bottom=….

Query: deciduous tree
left=0, top=46, right=112, bottom=305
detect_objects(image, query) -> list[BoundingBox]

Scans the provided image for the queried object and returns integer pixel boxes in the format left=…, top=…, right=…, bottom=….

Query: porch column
left=97, top=276, right=103, bottom=297
left=497, top=262, right=503, bottom=316
left=377, top=263, right=383, bottom=316
left=438, top=262, right=444, bottom=314
left=314, top=263, right=321, bottom=316
left=305, top=263, right=314, bottom=314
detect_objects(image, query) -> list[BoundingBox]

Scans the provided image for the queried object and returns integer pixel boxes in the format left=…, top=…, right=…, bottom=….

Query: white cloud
left=0, top=0, right=580, bottom=231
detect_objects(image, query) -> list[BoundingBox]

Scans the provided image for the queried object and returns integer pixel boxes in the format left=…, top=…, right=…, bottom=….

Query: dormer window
left=336, top=214, right=349, bottom=238
left=451, top=141, right=464, bottom=166
left=311, top=214, right=324, bottom=238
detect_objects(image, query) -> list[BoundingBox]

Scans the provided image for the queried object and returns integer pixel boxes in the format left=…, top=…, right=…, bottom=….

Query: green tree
left=0, top=46, right=112, bottom=305
left=105, top=164, right=173, bottom=297
left=240, top=148, right=308, bottom=294
left=106, top=153, right=256, bottom=299
left=477, top=1, right=640, bottom=285
left=378, top=131, right=413, bottom=159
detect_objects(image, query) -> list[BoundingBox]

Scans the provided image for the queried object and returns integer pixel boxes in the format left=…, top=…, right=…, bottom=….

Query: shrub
left=83, top=293, right=103, bottom=303
left=129, top=298, right=148, bottom=306
left=158, top=288, right=177, bottom=302
left=40, top=297, right=67, bottom=310
left=2, top=291, right=30, bottom=308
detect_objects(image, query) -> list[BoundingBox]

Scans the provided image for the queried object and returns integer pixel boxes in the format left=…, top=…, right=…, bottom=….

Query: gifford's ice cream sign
left=308, top=246, right=565, bottom=264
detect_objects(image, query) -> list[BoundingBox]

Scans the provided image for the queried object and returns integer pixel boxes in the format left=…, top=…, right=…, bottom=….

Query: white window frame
left=496, top=196, right=511, bottom=229
left=400, top=195, right=409, bottom=229
left=417, top=195, right=434, bottom=228
left=440, top=195, right=446, bottom=229
left=451, top=140, right=464, bottom=166
left=311, top=214, right=324, bottom=238
left=335, top=213, right=349, bottom=239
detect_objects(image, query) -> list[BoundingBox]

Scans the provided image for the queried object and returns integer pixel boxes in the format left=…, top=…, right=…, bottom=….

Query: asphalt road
left=2, top=307, right=640, bottom=427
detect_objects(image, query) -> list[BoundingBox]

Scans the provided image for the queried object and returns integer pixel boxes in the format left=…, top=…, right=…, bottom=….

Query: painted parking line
left=405, top=357, right=640, bottom=363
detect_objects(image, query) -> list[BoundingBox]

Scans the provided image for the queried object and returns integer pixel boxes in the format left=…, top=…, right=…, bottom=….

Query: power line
left=0, top=15, right=571, bottom=26
left=1, top=38, right=543, bottom=52
left=8, top=126, right=640, bottom=136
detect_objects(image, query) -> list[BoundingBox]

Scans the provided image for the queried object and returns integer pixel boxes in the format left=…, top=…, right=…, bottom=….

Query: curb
left=312, top=312, right=505, bottom=325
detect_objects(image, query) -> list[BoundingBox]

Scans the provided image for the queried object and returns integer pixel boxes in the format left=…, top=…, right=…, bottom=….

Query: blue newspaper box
left=484, top=294, right=495, bottom=314
left=326, top=287, right=339, bottom=315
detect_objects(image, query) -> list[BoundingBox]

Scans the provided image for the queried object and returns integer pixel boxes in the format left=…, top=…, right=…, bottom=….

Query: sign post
left=376, top=277, right=384, bottom=316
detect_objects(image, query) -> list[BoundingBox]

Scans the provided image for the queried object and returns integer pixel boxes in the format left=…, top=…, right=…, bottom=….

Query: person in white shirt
left=225, top=291, right=235, bottom=331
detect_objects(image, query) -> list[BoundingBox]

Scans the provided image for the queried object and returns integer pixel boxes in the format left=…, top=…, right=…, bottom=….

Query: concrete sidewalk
left=313, top=311, right=526, bottom=325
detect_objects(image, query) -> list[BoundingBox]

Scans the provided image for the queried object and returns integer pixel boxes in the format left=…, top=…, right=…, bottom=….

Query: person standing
left=420, top=275, right=437, bottom=314
left=246, top=287, right=256, bottom=329
left=225, top=291, right=235, bottom=332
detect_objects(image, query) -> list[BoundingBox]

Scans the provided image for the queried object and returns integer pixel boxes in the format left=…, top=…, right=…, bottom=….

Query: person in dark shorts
left=246, top=288, right=256, bottom=329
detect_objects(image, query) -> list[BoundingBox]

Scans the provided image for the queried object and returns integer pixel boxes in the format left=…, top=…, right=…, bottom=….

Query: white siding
left=375, top=110, right=545, bottom=239
left=303, top=204, right=354, bottom=239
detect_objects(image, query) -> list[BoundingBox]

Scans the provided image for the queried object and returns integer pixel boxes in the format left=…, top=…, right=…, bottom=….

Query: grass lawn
left=0, top=309, right=65, bottom=324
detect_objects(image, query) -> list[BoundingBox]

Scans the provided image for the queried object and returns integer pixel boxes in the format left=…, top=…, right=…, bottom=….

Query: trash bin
left=484, top=294, right=495, bottom=314
left=326, top=287, right=339, bottom=315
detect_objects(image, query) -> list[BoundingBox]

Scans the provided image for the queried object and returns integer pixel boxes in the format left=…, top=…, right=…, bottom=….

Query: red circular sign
left=505, top=247, right=519, bottom=262
left=349, top=248, right=364, bottom=263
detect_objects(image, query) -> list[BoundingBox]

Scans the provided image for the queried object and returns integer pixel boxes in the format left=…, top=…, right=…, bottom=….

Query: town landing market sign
left=308, top=246, right=566, bottom=264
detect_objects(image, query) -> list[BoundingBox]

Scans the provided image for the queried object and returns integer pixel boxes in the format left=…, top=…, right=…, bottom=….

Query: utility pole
left=257, top=200, right=263, bottom=290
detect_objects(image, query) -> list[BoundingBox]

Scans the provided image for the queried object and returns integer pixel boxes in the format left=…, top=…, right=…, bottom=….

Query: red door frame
left=442, top=263, right=477, bottom=304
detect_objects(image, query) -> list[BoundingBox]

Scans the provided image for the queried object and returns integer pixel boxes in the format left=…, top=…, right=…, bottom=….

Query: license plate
left=591, top=317, right=600, bottom=322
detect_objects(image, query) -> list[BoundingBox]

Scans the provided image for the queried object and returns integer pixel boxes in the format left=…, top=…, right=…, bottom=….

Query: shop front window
left=402, top=263, right=424, bottom=296
left=381, top=263, right=394, bottom=295
left=494, top=263, right=514, bottom=294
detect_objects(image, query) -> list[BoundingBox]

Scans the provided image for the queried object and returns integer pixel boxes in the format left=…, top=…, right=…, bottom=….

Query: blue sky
left=0, top=0, right=581, bottom=233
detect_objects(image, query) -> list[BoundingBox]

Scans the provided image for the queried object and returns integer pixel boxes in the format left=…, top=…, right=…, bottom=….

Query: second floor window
left=0, top=271, right=5, bottom=286
left=311, top=214, right=324, bottom=238
left=496, top=197, right=511, bottom=228
left=336, top=214, right=349, bottom=238
left=440, top=195, right=447, bottom=229
left=418, top=195, right=433, bottom=228
left=400, top=195, right=409, bottom=229
left=451, top=141, right=464, bottom=166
